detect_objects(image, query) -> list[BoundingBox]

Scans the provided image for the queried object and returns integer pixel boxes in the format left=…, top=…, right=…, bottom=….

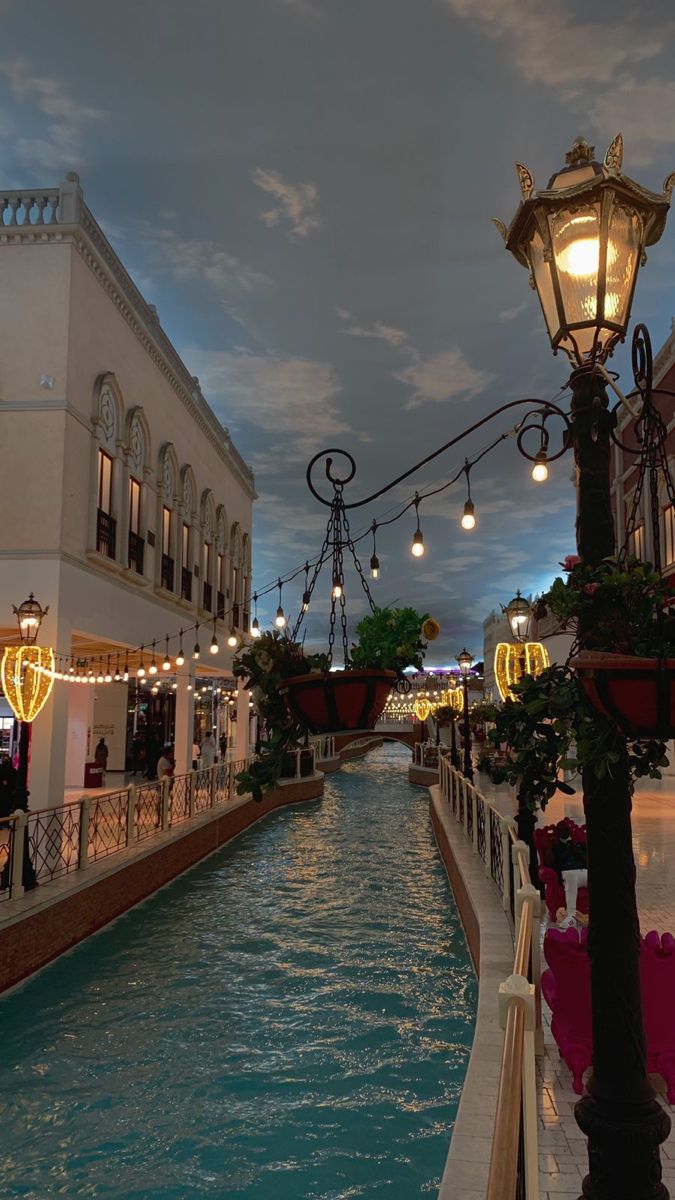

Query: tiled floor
left=479, top=776, right=675, bottom=1198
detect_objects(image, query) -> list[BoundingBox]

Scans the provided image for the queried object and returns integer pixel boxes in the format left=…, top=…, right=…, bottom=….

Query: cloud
left=181, top=348, right=348, bottom=460
left=588, top=79, right=675, bottom=166
left=252, top=167, right=321, bottom=239
left=337, top=309, right=409, bottom=348
left=1, top=56, right=104, bottom=171
left=498, top=301, right=529, bottom=323
left=139, top=223, right=270, bottom=299
left=393, top=349, right=494, bottom=409
left=442, top=0, right=668, bottom=93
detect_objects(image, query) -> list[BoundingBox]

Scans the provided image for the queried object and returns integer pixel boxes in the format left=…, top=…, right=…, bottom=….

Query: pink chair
left=534, top=819, right=589, bottom=922
left=641, top=931, right=675, bottom=1104
left=541, top=926, right=592, bottom=1093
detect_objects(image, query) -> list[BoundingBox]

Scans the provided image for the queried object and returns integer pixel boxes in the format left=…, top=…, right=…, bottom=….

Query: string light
left=148, top=641, right=158, bottom=675
left=274, top=579, right=286, bottom=628
left=461, top=463, right=476, bottom=530
left=114, top=655, right=121, bottom=682
left=105, top=656, right=112, bottom=683
left=370, top=521, right=380, bottom=580
left=137, top=646, right=146, bottom=677
left=176, top=630, right=185, bottom=667
left=251, top=593, right=261, bottom=637
left=411, top=494, right=425, bottom=557
left=123, top=655, right=129, bottom=682
left=193, top=624, right=201, bottom=660
left=227, top=629, right=238, bottom=648
left=162, top=637, right=171, bottom=671
left=302, top=562, right=311, bottom=611
left=332, top=573, right=343, bottom=600
left=210, top=622, right=219, bottom=655
left=532, top=448, right=549, bottom=482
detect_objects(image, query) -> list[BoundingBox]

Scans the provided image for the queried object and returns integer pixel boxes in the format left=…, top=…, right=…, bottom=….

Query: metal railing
left=161, top=553, right=174, bottom=591
left=0, top=759, right=253, bottom=903
left=413, top=741, right=440, bottom=769
left=310, top=735, right=336, bottom=761
left=128, top=529, right=145, bottom=575
left=181, top=566, right=192, bottom=602
left=203, top=581, right=213, bottom=613
left=438, top=759, right=542, bottom=1200
left=96, top=508, right=116, bottom=559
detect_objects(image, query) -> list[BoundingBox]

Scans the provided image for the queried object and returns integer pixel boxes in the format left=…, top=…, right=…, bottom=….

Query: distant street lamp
left=502, top=590, right=532, bottom=642
left=447, top=677, right=461, bottom=770
left=457, top=649, right=474, bottom=783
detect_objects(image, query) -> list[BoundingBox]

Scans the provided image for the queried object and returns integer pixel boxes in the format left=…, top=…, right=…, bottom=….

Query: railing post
left=126, top=785, right=136, bottom=845
left=9, top=810, right=27, bottom=898
left=462, top=778, right=469, bottom=836
left=498, top=975, right=539, bottom=1200
left=471, top=788, right=479, bottom=852
left=517, top=881, right=544, bottom=1056
left=161, top=778, right=170, bottom=831
left=210, top=764, right=216, bottom=808
left=188, top=770, right=196, bottom=817
left=78, top=796, right=91, bottom=869
left=500, top=816, right=512, bottom=912
left=512, top=838, right=529, bottom=918
left=485, top=801, right=493, bottom=879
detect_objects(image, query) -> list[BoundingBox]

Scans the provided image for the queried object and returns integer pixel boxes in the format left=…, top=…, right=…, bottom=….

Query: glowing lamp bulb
left=227, top=630, right=238, bottom=648
left=149, top=662, right=158, bottom=675
left=370, top=554, right=380, bottom=580
left=275, top=607, right=286, bottom=628
left=210, top=636, right=219, bottom=654
left=175, top=651, right=185, bottom=666
left=137, top=666, right=146, bottom=677
left=532, top=451, right=549, bottom=483
left=411, top=530, right=424, bottom=557
left=461, top=499, right=476, bottom=531
left=162, top=657, right=171, bottom=671
left=193, top=644, right=200, bottom=660
left=332, top=582, right=343, bottom=599
left=302, top=592, right=311, bottom=612
left=250, top=619, right=261, bottom=639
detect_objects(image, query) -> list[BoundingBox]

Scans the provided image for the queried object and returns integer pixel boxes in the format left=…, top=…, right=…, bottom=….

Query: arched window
left=158, top=443, right=179, bottom=592
left=92, top=374, right=124, bottom=561
left=200, top=490, right=216, bottom=613
left=125, top=407, right=151, bottom=576
left=215, top=506, right=229, bottom=620
left=179, top=465, right=197, bottom=603
left=230, top=523, right=243, bottom=628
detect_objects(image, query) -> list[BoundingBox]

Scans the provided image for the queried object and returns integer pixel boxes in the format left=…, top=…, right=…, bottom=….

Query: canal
left=0, top=743, right=476, bottom=1199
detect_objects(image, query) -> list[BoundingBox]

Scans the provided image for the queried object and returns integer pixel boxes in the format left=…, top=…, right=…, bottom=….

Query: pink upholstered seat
left=541, top=927, right=592, bottom=1093
left=534, top=819, right=589, bottom=922
left=543, top=927, right=675, bottom=1100
left=641, top=930, right=675, bottom=1103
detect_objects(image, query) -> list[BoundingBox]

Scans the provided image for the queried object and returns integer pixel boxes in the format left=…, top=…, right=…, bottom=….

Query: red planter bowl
left=571, top=651, right=675, bottom=739
left=279, top=669, right=397, bottom=734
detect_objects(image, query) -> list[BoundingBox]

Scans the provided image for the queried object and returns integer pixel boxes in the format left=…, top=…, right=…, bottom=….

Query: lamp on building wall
left=1, top=593, right=52, bottom=822
left=12, top=593, right=48, bottom=646
left=502, top=590, right=532, bottom=642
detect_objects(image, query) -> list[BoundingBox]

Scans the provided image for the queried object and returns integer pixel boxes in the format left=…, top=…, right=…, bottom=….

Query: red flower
left=583, top=582, right=599, bottom=595
left=563, top=555, right=581, bottom=571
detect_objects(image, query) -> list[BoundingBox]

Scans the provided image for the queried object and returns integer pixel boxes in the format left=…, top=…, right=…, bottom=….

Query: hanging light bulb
left=162, top=637, right=171, bottom=671
left=251, top=616, right=261, bottom=638
left=301, top=562, right=311, bottom=611
left=114, top=656, right=121, bottom=682
left=461, top=499, right=476, bottom=530
left=210, top=624, right=219, bottom=654
left=176, top=630, right=185, bottom=667
left=123, top=656, right=129, bottom=682
left=332, top=573, right=343, bottom=600
left=193, top=624, right=201, bottom=659
left=227, top=629, right=238, bottom=648
left=148, top=642, right=158, bottom=674
left=370, top=521, right=380, bottom=579
left=411, top=494, right=425, bottom=557
left=187, top=682, right=193, bottom=692
left=151, top=685, right=159, bottom=695
left=532, top=449, right=549, bottom=483
left=137, top=646, right=146, bottom=677
left=274, top=579, right=286, bottom=628
left=105, top=657, right=112, bottom=683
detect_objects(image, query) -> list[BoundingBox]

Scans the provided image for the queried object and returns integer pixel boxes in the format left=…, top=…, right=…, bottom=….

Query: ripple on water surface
left=0, top=744, right=476, bottom=1199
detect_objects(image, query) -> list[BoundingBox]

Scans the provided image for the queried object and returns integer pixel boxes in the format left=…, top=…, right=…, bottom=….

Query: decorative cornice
left=0, top=202, right=256, bottom=502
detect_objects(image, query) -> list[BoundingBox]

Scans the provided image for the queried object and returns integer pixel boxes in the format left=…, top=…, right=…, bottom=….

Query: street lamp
left=502, top=590, right=532, bottom=643
left=13, top=593, right=49, bottom=646
left=457, top=649, right=474, bottom=783
left=446, top=677, right=461, bottom=770
left=498, top=135, right=674, bottom=1200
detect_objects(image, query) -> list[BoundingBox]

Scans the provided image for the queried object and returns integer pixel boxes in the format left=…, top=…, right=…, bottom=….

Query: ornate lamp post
left=503, top=590, right=532, bottom=642
left=9, top=593, right=49, bottom=809
left=457, top=649, right=474, bottom=782
left=498, top=135, right=674, bottom=1200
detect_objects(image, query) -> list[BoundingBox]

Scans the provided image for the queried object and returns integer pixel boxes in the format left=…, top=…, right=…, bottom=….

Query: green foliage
left=434, top=704, right=456, bottom=727
left=469, top=700, right=498, bottom=729
left=542, top=555, right=675, bottom=656
left=487, top=665, right=668, bottom=813
left=349, top=606, right=429, bottom=677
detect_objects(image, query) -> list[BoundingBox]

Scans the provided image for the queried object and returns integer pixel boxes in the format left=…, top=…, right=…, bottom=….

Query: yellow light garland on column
left=494, top=641, right=550, bottom=702
left=1, top=645, right=55, bottom=722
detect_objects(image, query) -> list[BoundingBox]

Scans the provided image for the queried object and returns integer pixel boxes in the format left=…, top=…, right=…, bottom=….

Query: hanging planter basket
left=571, top=650, right=675, bottom=739
left=279, top=669, right=397, bottom=734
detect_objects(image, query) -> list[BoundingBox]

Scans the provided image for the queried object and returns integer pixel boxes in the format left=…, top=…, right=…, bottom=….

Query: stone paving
left=480, top=777, right=675, bottom=1198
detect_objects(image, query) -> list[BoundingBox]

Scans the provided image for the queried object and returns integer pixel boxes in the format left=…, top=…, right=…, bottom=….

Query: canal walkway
left=478, top=776, right=675, bottom=1199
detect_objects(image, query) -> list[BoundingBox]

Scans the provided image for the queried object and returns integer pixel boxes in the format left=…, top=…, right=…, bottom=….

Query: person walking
left=200, top=731, right=216, bottom=770
left=94, top=738, right=109, bottom=787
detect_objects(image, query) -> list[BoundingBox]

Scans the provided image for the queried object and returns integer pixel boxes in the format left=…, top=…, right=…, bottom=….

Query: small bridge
left=334, top=724, right=424, bottom=756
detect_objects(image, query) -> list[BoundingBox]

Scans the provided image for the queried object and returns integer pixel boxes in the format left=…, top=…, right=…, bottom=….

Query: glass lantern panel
left=528, top=228, right=559, bottom=340
left=550, top=204, right=601, bottom=326
left=604, top=204, right=642, bottom=328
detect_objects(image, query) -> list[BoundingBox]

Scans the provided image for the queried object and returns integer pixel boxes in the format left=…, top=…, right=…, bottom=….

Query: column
left=174, top=665, right=195, bottom=775
left=235, top=677, right=249, bottom=761
left=29, top=609, right=72, bottom=809
left=65, top=682, right=96, bottom=788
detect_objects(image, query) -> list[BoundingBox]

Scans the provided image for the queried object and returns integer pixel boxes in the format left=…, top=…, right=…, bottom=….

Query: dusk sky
left=2, top=0, right=674, bottom=664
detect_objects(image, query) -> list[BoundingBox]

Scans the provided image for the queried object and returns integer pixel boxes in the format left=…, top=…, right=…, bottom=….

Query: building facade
left=0, top=174, right=256, bottom=806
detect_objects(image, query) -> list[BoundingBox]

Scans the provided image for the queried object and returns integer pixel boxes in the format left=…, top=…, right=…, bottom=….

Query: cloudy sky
left=3, top=0, right=675, bottom=664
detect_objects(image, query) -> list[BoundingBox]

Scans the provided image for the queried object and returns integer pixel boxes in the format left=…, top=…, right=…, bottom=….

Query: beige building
left=0, top=173, right=256, bottom=805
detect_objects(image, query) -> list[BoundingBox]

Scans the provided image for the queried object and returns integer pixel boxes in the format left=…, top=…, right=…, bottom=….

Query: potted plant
left=279, top=606, right=431, bottom=734
left=546, top=555, right=675, bottom=739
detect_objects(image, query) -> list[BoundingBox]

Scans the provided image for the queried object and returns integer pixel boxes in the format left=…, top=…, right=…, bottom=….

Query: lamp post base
left=575, top=1092, right=670, bottom=1200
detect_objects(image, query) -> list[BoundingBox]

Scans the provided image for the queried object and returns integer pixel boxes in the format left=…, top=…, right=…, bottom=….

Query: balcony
left=217, top=590, right=225, bottom=620
left=128, top=530, right=145, bottom=575
left=161, top=554, right=174, bottom=592
left=96, top=509, right=116, bottom=560
left=181, top=567, right=192, bottom=602
left=203, top=581, right=213, bottom=613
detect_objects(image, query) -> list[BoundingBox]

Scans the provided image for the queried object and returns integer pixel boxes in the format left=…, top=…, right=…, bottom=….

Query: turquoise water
left=0, top=744, right=476, bottom=1199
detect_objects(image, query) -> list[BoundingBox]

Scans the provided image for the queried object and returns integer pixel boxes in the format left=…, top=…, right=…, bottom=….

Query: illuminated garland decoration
left=1, top=645, right=55, bottom=722
left=413, top=697, right=431, bottom=722
left=494, top=641, right=550, bottom=702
